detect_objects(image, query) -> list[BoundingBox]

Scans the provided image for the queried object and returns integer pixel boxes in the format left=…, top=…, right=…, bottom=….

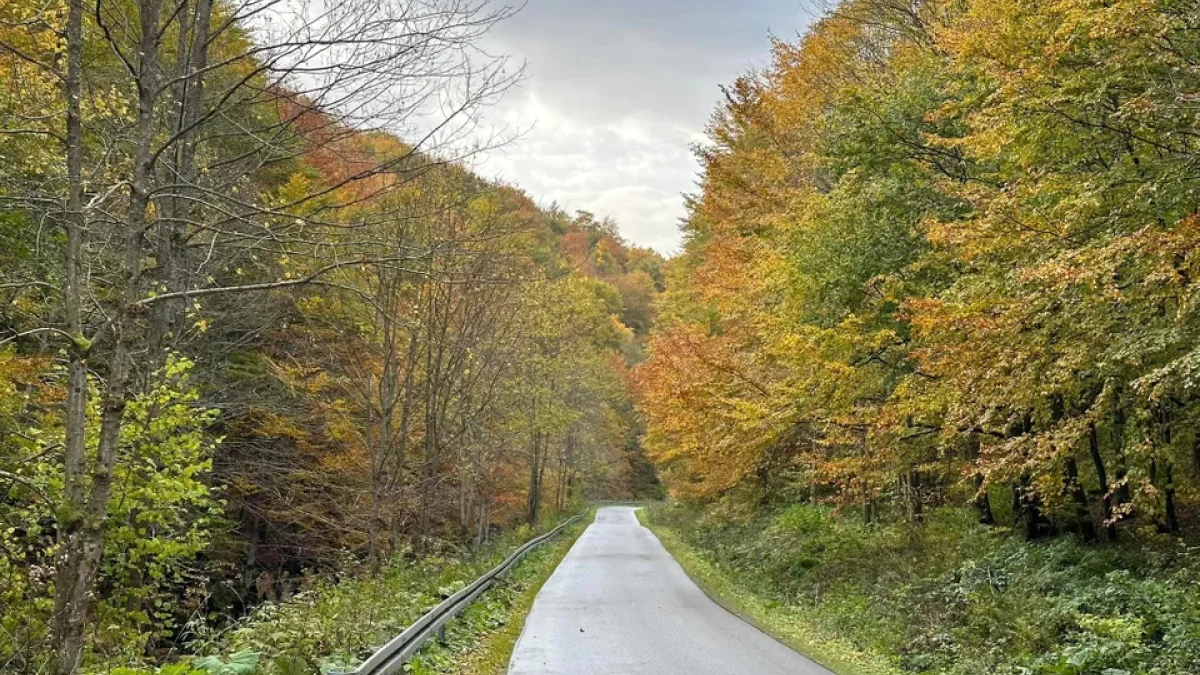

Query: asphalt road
left=507, top=506, right=834, bottom=675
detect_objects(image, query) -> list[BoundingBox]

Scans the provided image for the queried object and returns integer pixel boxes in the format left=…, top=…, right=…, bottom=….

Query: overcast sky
left=471, top=0, right=817, bottom=255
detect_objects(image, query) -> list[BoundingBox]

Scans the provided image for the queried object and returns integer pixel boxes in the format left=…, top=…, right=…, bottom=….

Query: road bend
left=507, top=506, right=834, bottom=675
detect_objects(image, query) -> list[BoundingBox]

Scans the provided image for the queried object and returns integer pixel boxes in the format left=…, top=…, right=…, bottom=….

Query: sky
left=471, top=0, right=818, bottom=255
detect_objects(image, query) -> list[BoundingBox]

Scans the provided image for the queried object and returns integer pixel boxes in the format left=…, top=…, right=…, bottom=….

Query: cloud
left=470, top=0, right=816, bottom=255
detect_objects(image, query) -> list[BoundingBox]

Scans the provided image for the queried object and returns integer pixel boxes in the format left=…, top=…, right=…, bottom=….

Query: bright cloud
left=468, top=0, right=816, bottom=255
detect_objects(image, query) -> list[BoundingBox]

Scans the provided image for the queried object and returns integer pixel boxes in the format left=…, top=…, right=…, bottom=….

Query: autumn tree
left=0, top=0, right=526, bottom=669
left=637, top=0, right=1200, bottom=545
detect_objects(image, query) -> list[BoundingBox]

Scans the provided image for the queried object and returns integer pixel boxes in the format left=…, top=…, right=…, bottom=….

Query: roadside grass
left=641, top=501, right=1200, bottom=675
left=636, top=508, right=901, bottom=675
left=408, top=509, right=594, bottom=675
left=121, top=511, right=597, bottom=675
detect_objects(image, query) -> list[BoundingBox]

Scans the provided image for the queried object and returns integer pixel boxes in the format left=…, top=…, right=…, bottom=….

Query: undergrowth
left=643, top=502, right=1200, bottom=675
left=100, top=511, right=587, bottom=675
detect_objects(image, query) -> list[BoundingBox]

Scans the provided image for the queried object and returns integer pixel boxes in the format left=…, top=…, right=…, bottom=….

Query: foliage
left=194, top=652, right=259, bottom=675
left=0, top=0, right=661, bottom=670
left=184, top=512, right=586, bottom=675
left=636, top=0, right=1200, bottom=543
left=646, top=502, right=1200, bottom=675
left=1, top=355, right=221, bottom=670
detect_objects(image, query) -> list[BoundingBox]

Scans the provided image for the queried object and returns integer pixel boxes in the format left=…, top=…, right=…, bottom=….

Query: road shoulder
left=411, top=510, right=595, bottom=675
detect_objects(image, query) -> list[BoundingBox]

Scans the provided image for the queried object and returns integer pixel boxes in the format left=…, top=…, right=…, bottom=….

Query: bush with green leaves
left=1, top=354, right=222, bottom=671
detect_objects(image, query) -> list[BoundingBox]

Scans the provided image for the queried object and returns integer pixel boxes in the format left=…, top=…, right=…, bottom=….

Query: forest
left=0, top=0, right=660, bottom=672
left=635, top=0, right=1200, bottom=674
left=12, top=0, right=1200, bottom=673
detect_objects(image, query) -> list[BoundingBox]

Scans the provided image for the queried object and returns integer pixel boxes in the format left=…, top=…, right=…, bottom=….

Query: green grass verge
left=636, top=508, right=900, bottom=675
left=407, top=509, right=594, bottom=675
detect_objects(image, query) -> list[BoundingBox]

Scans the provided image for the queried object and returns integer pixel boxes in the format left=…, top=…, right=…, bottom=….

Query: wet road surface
left=507, top=506, right=835, bottom=675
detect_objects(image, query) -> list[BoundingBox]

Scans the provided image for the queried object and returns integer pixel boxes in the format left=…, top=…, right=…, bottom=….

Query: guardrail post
left=436, top=623, right=446, bottom=645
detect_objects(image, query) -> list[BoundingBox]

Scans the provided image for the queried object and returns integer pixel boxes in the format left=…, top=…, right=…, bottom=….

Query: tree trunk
left=49, top=0, right=89, bottom=671
left=536, top=433, right=549, bottom=519
left=418, top=305, right=442, bottom=540
left=1064, top=456, right=1097, bottom=542
left=1164, top=461, right=1180, bottom=535
left=1086, top=422, right=1115, bottom=540
left=1112, top=405, right=1131, bottom=505
left=1192, top=434, right=1200, bottom=483
left=1016, top=474, right=1045, bottom=540
left=967, top=435, right=995, bottom=525
left=475, top=497, right=488, bottom=547
left=909, top=466, right=923, bottom=523
left=369, top=280, right=401, bottom=566
left=527, top=429, right=543, bottom=526
left=973, top=473, right=995, bottom=525
left=1149, top=458, right=1181, bottom=535
left=53, top=0, right=161, bottom=670
left=861, top=482, right=874, bottom=525
left=1151, top=406, right=1181, bottom=535
left=149, top=0, right=211, bottom=361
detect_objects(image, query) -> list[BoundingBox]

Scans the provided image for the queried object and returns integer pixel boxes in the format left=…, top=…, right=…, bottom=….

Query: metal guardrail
left=333, top=512, right=586, bottom=675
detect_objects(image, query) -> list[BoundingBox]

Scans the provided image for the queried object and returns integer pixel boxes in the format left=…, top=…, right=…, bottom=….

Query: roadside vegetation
left=84, top=510, right=586, bottom=675
left=645, top=503, right=1200, bottom=675
left=414, top=510, right=590, bottom=675
left=633, top=2, right=1200, bottom=675
left=638, top=508, right=898, bottom=675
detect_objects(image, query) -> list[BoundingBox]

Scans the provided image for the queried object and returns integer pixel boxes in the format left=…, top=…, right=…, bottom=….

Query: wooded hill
left=638, top=0, right=1200, bottom=540
left=0, top=0, right=660, bottom=671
